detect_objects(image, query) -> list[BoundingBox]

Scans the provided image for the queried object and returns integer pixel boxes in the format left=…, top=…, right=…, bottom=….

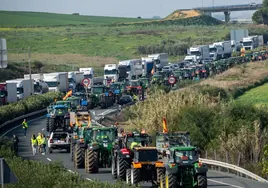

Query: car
left=172, top=64, right=179, bottom=70
left=162, top=65, right=173, bottom=72
left=119, top=95, right=133, bottom=105
left=47, top=131, right=71, bottom=153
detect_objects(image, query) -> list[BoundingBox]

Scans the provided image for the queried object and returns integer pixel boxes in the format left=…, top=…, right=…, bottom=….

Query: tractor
left=73, top=126, right=118, bottom=173
left=86, top=85, right=114, bottom=109
left=125, top=146, right=165, bottom=187
left=111, top=131, right=152, bottom=180
left=161, top=146, right=208, bottom=188
left=66, top=96, right=81, bottom=111
left=55, top=100, right=72, bottom=111
left=110, top=82, right=123, bottom=104
left=46, top=105, right=70, bottom=133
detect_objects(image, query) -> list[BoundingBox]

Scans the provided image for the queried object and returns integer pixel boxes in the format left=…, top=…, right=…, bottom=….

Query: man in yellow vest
left=22, top=119, right=28, bottom=137
left=37, top=133, right=42, bottom=153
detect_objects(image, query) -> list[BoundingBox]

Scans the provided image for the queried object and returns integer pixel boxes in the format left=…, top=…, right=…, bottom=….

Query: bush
left=0, top=138, right=134, bottom=188
left=0, top=92, right=64, bottom=125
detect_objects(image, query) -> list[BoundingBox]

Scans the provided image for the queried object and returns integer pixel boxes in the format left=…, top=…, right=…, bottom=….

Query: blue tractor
left=46, top=105, right=70, bottom=133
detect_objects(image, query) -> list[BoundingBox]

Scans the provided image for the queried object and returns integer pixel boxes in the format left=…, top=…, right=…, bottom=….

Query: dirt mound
left=165, top=9, right=201, bottom=20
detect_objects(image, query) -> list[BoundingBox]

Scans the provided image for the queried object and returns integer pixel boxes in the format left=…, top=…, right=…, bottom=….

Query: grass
left=236, top=83, right=268, bottom=106
left=0, top=11, right=151, bottom=27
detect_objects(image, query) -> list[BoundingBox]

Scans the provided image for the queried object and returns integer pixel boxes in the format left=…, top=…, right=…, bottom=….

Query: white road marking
left=68, top=169, right=75, bottom=174
left=208, top=179, right=244, bottom=188
left=0, top=115, right=46, bottom=139
left=41, top=128, right=45, bottom=131
left=46, top=158, right=52, bottom=161
left=86, top=178, right=92, bottom=181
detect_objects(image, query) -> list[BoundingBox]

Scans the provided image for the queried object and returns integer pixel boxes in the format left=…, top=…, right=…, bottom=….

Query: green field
left=236, top=83, right=268, bottom=106
left=0, top=11, right=151, bottom=27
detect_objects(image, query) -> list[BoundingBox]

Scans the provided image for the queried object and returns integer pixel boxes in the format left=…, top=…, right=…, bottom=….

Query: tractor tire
left=74, top=144, right=85, bottom=169
left=85, top=149, right=99, bottom=173
left=126, top=168, right=131, bottom=185
left=48, top=118, right=54, bottom=133
left=165, top=171, right=177, bottom=188
left=70, top=142, right=75, bottom=161
left=157, top=168, right=165, bottom=185
left=130, top=167, right=140, bottom=185
left=197, top=174, right=207, bottom=188
left=111, top=156, right=117, bottom=179
left=117, top=158, right=129, bottom=180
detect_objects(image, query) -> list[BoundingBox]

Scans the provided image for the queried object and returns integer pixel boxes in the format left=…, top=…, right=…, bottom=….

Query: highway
left=2, top=107, right=268, bottom=188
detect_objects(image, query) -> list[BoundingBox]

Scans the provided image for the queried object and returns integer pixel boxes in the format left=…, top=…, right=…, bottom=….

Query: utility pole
left=28, top=47, right=33, bottom=95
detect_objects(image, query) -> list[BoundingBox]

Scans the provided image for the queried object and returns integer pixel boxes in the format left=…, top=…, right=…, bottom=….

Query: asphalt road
left=2, top=107, right=268, bottom=188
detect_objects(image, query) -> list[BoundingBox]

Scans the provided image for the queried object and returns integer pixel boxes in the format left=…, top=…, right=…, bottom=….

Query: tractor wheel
left=85, top=149, right=99, bottom=173
left=126, top=168, right=131, bottom=185
left=111, top=156, right=117, bottom=179
left=74, top=144, right=84, bottom=169
left=157, top=168, right=165, bottom=185
left=165, top=171, right=177, bottom=188
left=70, top=142, right=75, bottom=161
left=117, top=158, right=128, bottom=180
left=130, top=167, right=140, bottom=185
left=48, top=118, right=54, bottom=133
left=197, top=174, right=207, bottom=188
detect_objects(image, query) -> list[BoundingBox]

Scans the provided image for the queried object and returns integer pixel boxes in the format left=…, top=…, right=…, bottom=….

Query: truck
left=24, top=74, right=49, bottom=94
left=79, top=68, right=94, bottom=88
left=147, top=53, right=168, bottom=71
left=242, top=36, right=259, bottom=50
left=141, top=57, right=154, bottom=76
left=6, top=82, right=17, bottom=103
left=104, top=64, right=119, bottom=83
left=68, top=71, right=84, bottom=90
left=258, top=35, right=264, bottom=47
left=6, top=79, right=34, bottom=100
left=118, top=59, right=143, bottom=80
left=0, top=83, right=7, bottom=105
left=188, top=45, right=210, bottom=63
left=184, top=55, right=197, bottom=63
left=230, top=29, right=248, bottom=52
left=43, top=72, right=68, bottom=92
left=213, top=41, right=232, bottom=58
left=209, top=44, right=224, bottom=61
left=24, top=73, right=44, bottom=80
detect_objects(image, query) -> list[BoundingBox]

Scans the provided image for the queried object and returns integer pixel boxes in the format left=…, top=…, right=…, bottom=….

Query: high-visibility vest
left=22, top=122, right=28, bottom=128
left=41, top=137, right=46, bottom=145
left=37, top=136, right=42, bottom=145
left=31, top=138, right=37, bottom=145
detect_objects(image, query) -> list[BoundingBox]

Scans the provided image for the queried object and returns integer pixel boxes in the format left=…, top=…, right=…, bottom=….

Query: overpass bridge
left=194, top=3, right=263, bottom=22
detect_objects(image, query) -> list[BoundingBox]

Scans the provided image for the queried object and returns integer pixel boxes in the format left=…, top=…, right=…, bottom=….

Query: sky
left=0, top=0, right=263, bottom=18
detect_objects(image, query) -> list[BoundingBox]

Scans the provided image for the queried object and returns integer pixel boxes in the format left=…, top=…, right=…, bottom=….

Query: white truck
left=79, top=68, right=94, bottom=79
left=6, top=79, right=34, bottom=100
left=147, top=53, right=168, bottom=71
left=184, top=55, right=197, bottom=63
left=43, top=72, right=68, bottom=92
left=189, top=45, right=210, bottom=63
left=68, top=71, right=84, bottom=90
left=104, top=64, right=118, bottom=82
left=141, top=57, right=154, bottom=76
left=258, top=35, right=264, bottom=47
left=118, top=59, right=143, bottom=80
left=6, top=82, right=17, bottom=103
left=24, top=73, right=49, bottom=94
left=242, top=36, right=259, bottom=50
left=213, top=41, right=232, bottom=58
left=209, top=44, right=224, bottom=61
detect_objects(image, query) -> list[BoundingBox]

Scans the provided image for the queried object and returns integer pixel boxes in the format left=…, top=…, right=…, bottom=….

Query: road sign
left=82, top=78, right=90, bottom=87
left=0, top=158, right=18, bottom=185
left=168, top=76, right=176, bottom=84
left=106, top=79, right=112, bottom=85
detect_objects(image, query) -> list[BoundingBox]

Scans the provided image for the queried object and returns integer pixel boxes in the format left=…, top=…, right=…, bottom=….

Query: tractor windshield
left=174, top=150, right=197, bottom=162
left=92, top=87, right=103, bottom=94
left=56, top=102, right=71, bottom=108
left=54, top=108, right=68, bottom=115
left=127, top=136, right=150, bottom=147
left=94, top=129, right=116, bottom=142
left=130, top=81, right=140, bottom=87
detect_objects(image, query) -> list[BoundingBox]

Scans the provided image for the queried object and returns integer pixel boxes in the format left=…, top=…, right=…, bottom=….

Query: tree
left=252, top=10, right=263, bottom=24
left=252, top=0, right=268, bottom=24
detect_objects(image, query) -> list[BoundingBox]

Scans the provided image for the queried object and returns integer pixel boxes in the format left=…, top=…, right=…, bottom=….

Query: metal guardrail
left=0, top=109, right=46, bottom=130
left=199, top=158, right=268, bottom=183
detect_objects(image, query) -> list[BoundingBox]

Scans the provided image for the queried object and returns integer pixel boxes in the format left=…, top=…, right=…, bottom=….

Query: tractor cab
left=66, top=96, right=81, bottom=110
left=126, top=80, right=142, bottom=96
left=138, top=77, right=149, bottom=88
left=50, top=105, right=69, bottom=117
left=55, top=101, right=72, bottom=111
left=170, top=146, right=199, bottom=164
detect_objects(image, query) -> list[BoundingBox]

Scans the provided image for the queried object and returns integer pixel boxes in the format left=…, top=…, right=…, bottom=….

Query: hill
left=165, top=9, right=201, bottom=20
left=0, top=11, right=151, bottom=27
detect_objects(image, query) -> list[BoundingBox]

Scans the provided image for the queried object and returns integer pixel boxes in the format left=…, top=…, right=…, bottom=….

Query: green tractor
left=138, top=76, right=150, bottom=89
left=151, top=72, right=164, bottom=85
left=162, top=146, right=208, bottom=188
left=86, top=85, right=114, bottom=109
left=66, top=96, right=81, bottom=111
left=55, top=100, right=72, bottom=111
left=73, top=126, right=118, bottom=173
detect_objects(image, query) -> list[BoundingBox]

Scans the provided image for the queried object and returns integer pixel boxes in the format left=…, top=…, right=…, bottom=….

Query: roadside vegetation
left=0, top=138, right=134, bottom=188
left=121, top=61, right=268, bottom=177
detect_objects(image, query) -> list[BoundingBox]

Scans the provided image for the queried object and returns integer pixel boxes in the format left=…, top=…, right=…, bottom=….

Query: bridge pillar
left=204, top=11, right=212, bottom=16
left=224, top=11, right=230, bottom=23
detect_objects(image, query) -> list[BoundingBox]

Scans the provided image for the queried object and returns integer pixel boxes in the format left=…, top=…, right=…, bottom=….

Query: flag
left=162, top=117, right=168, bottom=133
left=63, top=90, right=72, bottom=100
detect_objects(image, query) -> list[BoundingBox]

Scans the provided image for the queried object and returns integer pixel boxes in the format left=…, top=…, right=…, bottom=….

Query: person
left=181, top=151, right=189, bottom=161
left=41, top=134, right=47, bottom=155
left=37, top=133, right=42, bottom=153
left=12, top=134, right=19, bottom=154
left=130, top=141, right=141, bottom=150
left=22, top=119, right=28, bottom=137
left=31, top=134, right=38, bottom=155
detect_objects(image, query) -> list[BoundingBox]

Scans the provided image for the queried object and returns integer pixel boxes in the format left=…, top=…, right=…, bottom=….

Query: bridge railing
left=199, top=158, right=268, bottom=183
left=194, top=3, right=262, bottom=11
